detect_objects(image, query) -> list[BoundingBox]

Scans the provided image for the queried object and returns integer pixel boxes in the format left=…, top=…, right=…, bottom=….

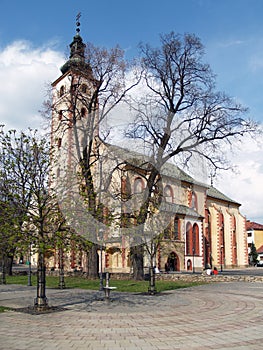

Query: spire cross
left=76, top=12, right=81, bottom=34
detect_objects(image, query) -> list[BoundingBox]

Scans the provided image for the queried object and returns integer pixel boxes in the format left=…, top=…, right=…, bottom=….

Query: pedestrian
left=213, top=266, right=218, bottom=275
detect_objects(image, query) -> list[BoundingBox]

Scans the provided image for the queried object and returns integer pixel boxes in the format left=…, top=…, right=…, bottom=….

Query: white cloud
left=218, top=39, right=244, bottom=48
left=1, top=40, right=262, bottom=224
left=0, top=40, right=64, bottom=131
left=214, top=134, right=263, bottom=223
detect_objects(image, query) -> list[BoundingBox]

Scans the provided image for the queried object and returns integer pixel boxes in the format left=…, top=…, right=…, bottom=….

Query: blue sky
left=0, top=0, right=263, bottom=222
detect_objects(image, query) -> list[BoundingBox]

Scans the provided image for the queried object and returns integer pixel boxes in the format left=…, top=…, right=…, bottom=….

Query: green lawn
left=5, top=275, right=205, bottom=293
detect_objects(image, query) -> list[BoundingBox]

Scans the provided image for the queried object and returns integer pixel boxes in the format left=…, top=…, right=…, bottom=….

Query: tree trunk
left=148, top=257, right=157, bottom=295
left=58, top=248, right=66, bottom=289
left=1, top=256, right=6, bottom=284
left=6, top=256, right=13, bottom=276
left=148, top=266, right=156, bottom=295
left=131, top=245, right=144, bottom=280
left=87, top=244, right=98, bottom=279
left=35, top=252, right=48, bottom=310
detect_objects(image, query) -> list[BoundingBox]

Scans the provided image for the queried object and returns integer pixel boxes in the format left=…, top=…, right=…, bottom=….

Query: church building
left=49, top=25, right=248, bottom=275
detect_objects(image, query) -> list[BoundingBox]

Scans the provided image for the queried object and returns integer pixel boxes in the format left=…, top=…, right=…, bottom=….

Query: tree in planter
left=0, top=129, right=37, bottom=275
left=0, top=128, right=64, bottom=309
left=0, top=201, right=21, bottom=284
left=124, top=32, right=258, bottom=280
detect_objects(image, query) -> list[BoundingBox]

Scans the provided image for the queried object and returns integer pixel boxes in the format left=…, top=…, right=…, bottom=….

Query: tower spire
left=60, top=13, right=92, bottom=76
left=76, top=12, right=81, bottom=35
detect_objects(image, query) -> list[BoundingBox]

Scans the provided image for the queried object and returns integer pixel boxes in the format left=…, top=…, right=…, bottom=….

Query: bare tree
left=49, top=35, right=139, bottom=278
left=124, top=32, right=257, bottom=280
left=49, top=31, right=257, bottom=284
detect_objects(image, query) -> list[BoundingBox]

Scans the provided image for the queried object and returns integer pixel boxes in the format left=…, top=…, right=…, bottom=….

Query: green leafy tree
left=0, top=128, right=64, bottom=309
left=249, top=242, right=258, bottom=265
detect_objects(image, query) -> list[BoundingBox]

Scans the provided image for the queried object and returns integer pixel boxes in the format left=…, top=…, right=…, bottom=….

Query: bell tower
left=50, top=14, right=98, bottom=190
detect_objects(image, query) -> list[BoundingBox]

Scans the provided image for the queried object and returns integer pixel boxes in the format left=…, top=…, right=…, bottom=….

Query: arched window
left=204, top=208, right=212, bottom=267
left=186, top=222, right=199, bottom=256
left=232, top=215, right=237, bottom=265
left=191, top=191, right=198, bottom=210
left=219, top=212, right=225, bottom=265
left=57, top=138, right=62, bottom=148
left=59, top=85, right=65, bottom=97
left=164, top=185, right=173, bottom=203
left=81, top=84, right=87, bottom=93
left=81, top=107, right=86, bottom=118
left=186, top=222, right=193, bottom=255
left=58, top=110, right=63, bottom=121
left=193, top=223, right=199, bottom=256
left=134, top=177, right=143, bottom=193
left=174, top=217, right=180, bottom=240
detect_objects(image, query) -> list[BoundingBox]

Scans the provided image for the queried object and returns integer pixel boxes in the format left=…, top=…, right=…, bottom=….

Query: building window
left=58, top=110, right=63, bottom=121
left=186, top=222, right=193, bottom=255
left=57, top=138, right=62, bottom=148
left=186, top=222, right=199, bottom=256
left=164, top=185, right=173, bottom=203
left=193, top=223, right=199, bottom=256
left=174, top=217, right=180, bottom=240
left=81, top=84, right=87, bottom=93
left=81, top=107, right=86, bottom=118
left=247, top=232, right=252, bottom=237
left=191, top=191, right=198, bottom=211
left=134, top=177, right=143, bottom=193
left=59, top=85, right=65, bottom=97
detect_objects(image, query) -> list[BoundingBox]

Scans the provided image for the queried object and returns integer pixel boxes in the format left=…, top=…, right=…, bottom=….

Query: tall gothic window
left=186, top=222, right=193, bottom=255
left=174, top=217, right=180, bottom=240
left=193, top=223, right=199, bottom=255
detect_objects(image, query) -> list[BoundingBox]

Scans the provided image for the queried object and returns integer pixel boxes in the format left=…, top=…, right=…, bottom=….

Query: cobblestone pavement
left=0, top=282, right=263, bottom=349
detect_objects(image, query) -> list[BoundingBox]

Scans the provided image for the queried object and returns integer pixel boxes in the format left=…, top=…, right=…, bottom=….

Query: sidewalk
left=0, top=281, right=263, bottom=349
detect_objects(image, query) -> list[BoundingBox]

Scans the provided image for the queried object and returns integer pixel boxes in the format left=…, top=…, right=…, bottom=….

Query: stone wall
left=13, top=269, right=263, bottom=283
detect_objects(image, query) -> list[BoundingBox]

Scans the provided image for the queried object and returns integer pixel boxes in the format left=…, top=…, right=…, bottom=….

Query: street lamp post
left=220, top=245, right=224, bottom=272
left=99, top=229, right=104, bottom=291
left=27, top=244, right=32, bottom=286
left=192, top=248, right=195, bottom=273
left=58, top=247, right=65, bottom=289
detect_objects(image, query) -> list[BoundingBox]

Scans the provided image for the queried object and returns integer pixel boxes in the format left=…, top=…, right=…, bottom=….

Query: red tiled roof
left=246, top=221, right=263, bottom=230
left=256, top=245, right=263, bottom=254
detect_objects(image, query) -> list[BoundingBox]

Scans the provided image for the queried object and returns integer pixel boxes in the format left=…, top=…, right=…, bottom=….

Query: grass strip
left=5, top=275, right=205, bottom=293
left=0, top=306, right=11, bottom=313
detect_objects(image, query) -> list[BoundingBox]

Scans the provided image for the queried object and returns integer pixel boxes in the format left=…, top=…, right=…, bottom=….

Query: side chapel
left=50, top=25, right=248, bottom=274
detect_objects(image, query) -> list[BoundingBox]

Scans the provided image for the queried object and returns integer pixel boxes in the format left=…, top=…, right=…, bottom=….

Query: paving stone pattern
left=0, top=282, right=263, bottom=349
